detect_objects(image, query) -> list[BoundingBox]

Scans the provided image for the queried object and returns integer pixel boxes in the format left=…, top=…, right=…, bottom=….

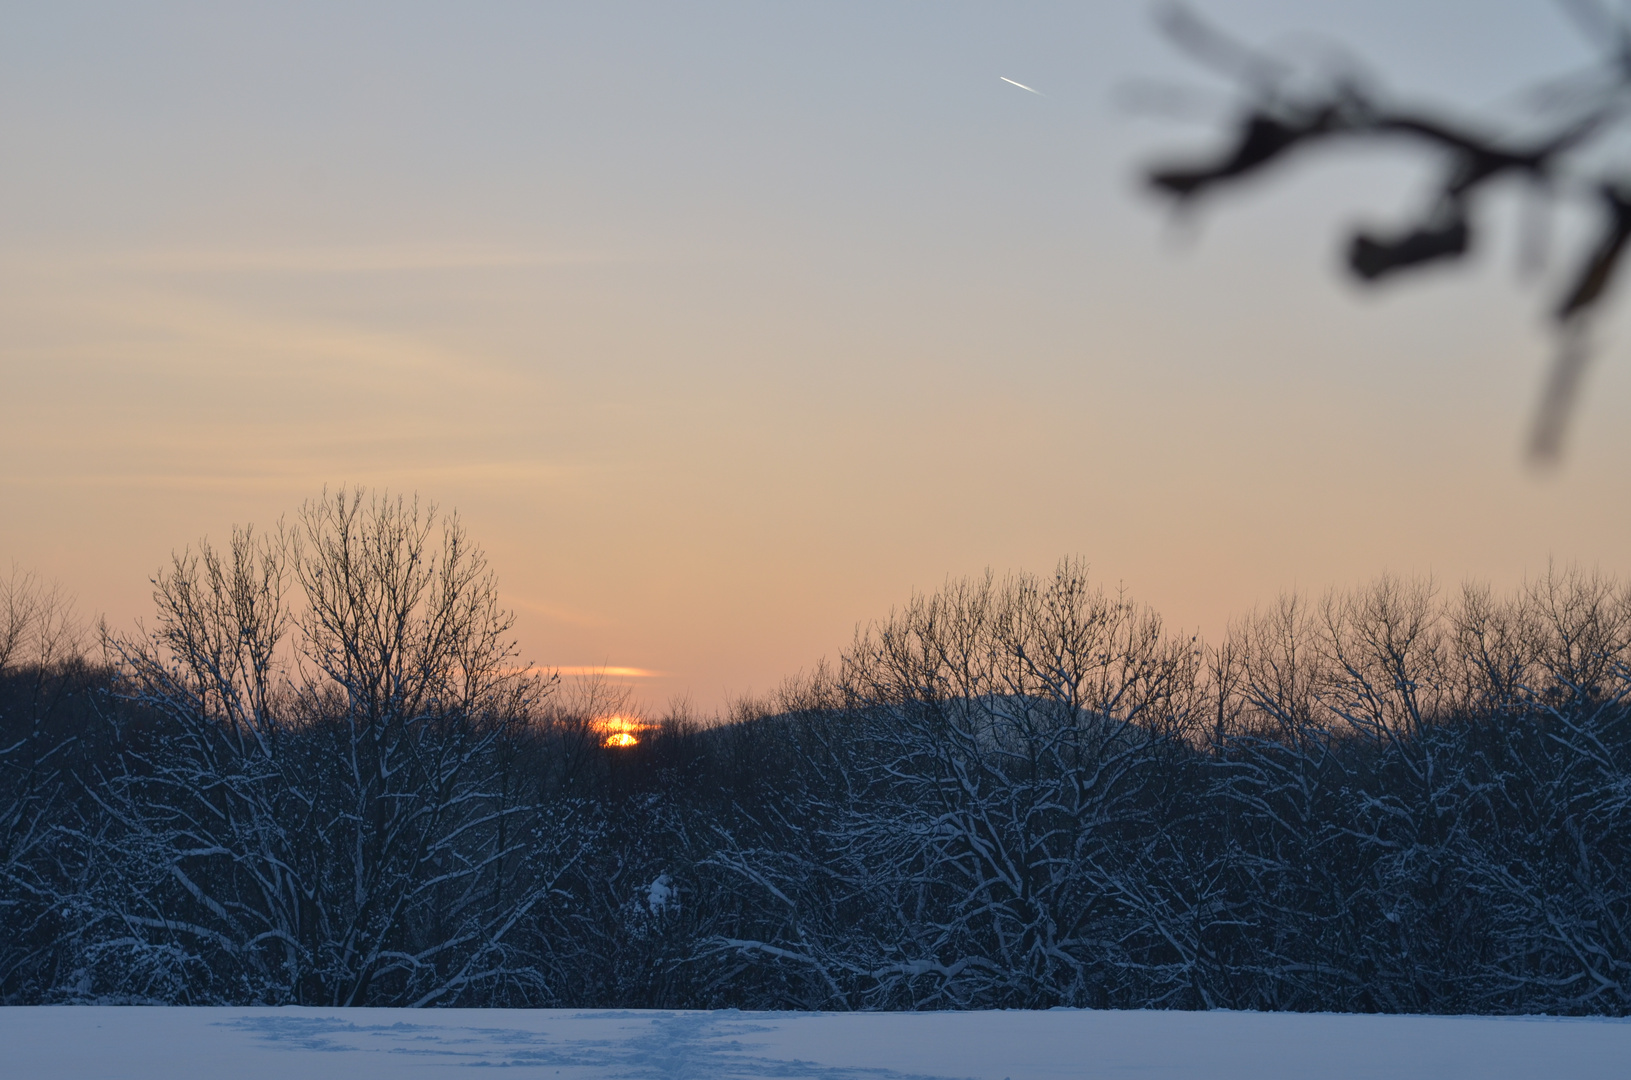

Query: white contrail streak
left=1000, top=76, right=1043, bottom=95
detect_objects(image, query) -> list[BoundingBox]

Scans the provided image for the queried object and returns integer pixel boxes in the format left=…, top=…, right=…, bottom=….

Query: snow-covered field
left=3, top=1006, right=1629, bottom=1079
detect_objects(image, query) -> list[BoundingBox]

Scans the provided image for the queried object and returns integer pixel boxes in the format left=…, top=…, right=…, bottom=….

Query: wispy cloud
left=0, top=460, right=582, bottom=492
left=0, top=275, right=596, bottom=496
left=2, top=245, right=653, bottom=276
left=520, top=665, right=666, bottom=679
left=507, top=598, right=616, bottom=628
left=554, top=666, right=665, bottom=678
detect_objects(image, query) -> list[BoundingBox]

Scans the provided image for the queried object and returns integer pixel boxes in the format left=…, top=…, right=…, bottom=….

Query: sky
left=3, top=1, right=1628, bottom=712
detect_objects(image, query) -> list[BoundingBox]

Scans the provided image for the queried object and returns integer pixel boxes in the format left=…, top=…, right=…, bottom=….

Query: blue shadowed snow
left=5, top=1005, right=1631, bottom=1079
left=220, top=1010, right=961, bottom=1079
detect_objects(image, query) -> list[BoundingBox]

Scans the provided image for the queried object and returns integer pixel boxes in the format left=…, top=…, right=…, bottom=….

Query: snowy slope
left=2, top=1006, right=1628, bottom=1079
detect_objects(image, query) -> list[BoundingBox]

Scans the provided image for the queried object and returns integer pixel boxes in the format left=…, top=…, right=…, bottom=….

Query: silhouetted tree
left=82, top=490, right=583, bottom=1005
left=5, top=516, right=1631, bottom=1013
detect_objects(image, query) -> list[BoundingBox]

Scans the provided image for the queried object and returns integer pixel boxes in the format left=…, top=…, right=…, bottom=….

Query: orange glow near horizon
left=5, top=8, right=1631, bottom=722
left=593, top=715, right=651, bottom=749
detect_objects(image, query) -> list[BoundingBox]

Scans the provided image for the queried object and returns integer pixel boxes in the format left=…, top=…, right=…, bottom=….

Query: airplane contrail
left=1000, top=76, right=1043, bottom=95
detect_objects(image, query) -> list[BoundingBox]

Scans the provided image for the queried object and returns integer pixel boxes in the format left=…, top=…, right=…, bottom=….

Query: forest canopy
left=3, top=491, right=1630, bottom=1013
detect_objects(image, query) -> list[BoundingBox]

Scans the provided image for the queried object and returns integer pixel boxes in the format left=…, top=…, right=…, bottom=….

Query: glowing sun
left=593, top=715, right=650, bottom=749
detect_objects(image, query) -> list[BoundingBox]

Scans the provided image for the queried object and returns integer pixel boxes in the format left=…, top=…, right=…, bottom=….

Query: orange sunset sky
left=3, top=2, right=1628, bottom=711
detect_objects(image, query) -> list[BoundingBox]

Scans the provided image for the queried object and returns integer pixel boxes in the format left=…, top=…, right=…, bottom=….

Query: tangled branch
left=1144, top=2, right=1631, bottom=461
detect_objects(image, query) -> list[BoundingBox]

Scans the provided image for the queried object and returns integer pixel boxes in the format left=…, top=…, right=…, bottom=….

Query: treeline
left=3, top=491, right=1630, bottom=1013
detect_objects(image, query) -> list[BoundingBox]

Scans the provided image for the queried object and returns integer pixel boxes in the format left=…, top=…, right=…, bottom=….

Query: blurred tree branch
left=1143, top=1, right=1631, bottom=462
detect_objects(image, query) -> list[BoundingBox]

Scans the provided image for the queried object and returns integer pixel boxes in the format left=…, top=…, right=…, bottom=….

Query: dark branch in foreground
left=1144, top=2, right=1631, bottom=460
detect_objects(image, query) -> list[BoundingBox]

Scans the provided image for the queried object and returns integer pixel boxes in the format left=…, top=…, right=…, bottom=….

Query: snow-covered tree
left=82, top=491, right=582, bottom=1005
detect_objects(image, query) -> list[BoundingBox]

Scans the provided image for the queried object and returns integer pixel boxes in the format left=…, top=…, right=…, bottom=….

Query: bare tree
left=0, top=568, right=87, bottom=1001
left=705, top=560, right=1209, bottom=1008
left=9, top=532, right=1631, bottom=1012
left=86, top=490, right=579, bottom=1005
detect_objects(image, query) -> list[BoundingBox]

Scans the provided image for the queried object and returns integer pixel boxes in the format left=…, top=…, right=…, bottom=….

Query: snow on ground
left=2, top=1005, right=1628, bottom=1079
